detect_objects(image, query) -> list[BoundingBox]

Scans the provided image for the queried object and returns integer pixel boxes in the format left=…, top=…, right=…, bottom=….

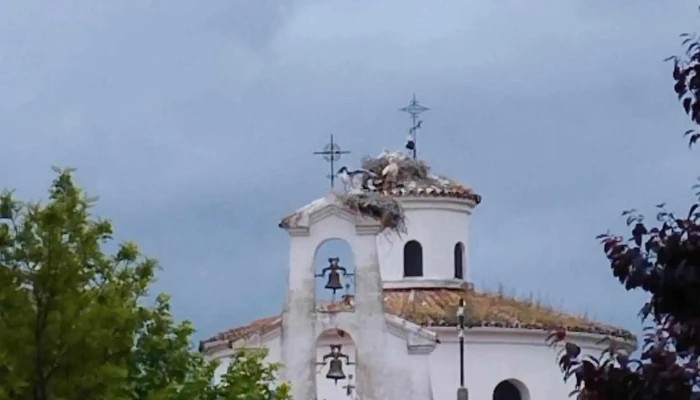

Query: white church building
left=200, top=147, right=635, bottom=400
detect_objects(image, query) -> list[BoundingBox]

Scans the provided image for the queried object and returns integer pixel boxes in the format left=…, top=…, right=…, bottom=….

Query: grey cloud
left=1, top=0, right=697, bottom=340
left=202, top=0, right=302, bottom=50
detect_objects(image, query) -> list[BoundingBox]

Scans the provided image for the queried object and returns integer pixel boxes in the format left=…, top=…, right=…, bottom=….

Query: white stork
left=337, top=166, right=377, bottom=192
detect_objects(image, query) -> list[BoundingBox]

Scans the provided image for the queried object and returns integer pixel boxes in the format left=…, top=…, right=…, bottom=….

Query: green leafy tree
left=0, top=168, right=291, bottom=400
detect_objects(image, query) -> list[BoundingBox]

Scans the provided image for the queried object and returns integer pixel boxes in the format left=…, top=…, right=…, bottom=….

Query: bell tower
left=279, top=192, right=391, bottom=400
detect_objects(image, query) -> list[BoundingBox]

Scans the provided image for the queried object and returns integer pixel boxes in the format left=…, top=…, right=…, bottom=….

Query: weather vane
left=399, top=93, right=430, bottom=159
left=313, top=134, right=351, bottom=188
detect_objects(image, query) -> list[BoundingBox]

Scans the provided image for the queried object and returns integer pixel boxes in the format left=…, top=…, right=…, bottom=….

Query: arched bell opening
left=492, top=378, right=530, bottom=400
left=313, top=238, right=356, bottom=313
left=315, top=329, right=357, bottom=400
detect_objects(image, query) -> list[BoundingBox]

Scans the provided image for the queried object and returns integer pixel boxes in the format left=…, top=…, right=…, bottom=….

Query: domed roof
left=201, top=287, right=634, bottom=349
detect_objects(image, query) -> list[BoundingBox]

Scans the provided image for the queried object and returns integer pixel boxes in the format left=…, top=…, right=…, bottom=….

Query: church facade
left=200, top=151, right=635, bottom=400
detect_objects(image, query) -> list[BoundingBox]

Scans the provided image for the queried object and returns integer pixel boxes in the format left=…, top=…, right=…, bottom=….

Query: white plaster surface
left=376, top=198, right=473, bottom=282
left=211, top=326, right=630, bottom=400
left=207, top=194, right=633, bottom=400
left=280, top=193, right=398, bottom=400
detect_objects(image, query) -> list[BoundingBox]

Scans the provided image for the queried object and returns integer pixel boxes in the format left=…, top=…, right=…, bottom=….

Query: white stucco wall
left=377, top=198, right=473, bottom=282
left=210, top=327, right=631, bottom=400
left=427, top=328, right=620, bottom=400
left=206, top=194, right=634, bottom=400
left=280, top=197, right=395, bottom=400
left=312, top=333, right=418, bottom=400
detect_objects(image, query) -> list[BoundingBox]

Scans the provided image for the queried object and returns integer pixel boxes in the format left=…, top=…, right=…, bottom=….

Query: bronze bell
left=323, top=257, right=345, bottom=292
left=326, top=358, right=346, bottom=381
left=325, top=270, right=343, bottom=291
left=321, top=344, right=351, bottom=385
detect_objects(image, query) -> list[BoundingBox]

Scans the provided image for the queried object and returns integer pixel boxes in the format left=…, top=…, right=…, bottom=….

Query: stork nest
left=361, top=152, right=430, bottom=182
left=360, top=151, right=481, bottom=204
left=279, top=151, right=476, bottom=233
left=339, top=191, right=406, bottom=233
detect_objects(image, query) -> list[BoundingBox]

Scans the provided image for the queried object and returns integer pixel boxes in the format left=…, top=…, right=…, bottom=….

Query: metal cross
left=313, top=134, right=350, bottom=188
left=399, top=93, right=430, bottom=159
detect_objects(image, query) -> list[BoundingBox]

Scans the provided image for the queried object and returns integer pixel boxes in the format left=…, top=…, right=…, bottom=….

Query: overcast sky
left=2, top=0, right=699, bottom=342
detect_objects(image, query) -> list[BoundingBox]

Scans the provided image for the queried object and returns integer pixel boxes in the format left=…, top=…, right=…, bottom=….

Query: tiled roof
left=202, top=288, right=634, bottom=347
left=363, top=151, right=482, bottom=204
left=381, top=183, right=481, bottom=203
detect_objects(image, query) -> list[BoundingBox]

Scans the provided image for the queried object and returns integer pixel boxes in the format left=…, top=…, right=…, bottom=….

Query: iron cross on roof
left=399, top=93, right=430, bottom=160
left=313, top=134, right=351, bottom=189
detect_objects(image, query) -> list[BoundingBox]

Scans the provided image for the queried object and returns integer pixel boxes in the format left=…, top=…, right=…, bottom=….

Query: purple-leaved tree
left=545, top=13, right=700, bottom=400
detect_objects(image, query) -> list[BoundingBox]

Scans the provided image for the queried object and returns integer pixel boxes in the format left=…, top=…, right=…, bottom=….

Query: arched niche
left=403, top=240, right=423, bottom=277
left=315, top=329, right=357, bottom=400
left=313, top=238, right=356, bottom=312
left=454, top=242, right=465, bottom=279
left=492, top=379, right=530, bottom=400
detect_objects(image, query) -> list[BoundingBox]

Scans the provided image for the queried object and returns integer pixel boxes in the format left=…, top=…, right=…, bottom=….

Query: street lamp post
left=457, top=298, right=469, bottom=400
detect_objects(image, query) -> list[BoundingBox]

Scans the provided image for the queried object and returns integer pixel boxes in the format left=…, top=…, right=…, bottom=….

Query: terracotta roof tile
left=202, top=288, right=634, bottom=347
left=361, top=152, right=482, bottom=204
left=382, top=185, right=481, bottom=203
left=203, top=316, right=281, bottom=346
